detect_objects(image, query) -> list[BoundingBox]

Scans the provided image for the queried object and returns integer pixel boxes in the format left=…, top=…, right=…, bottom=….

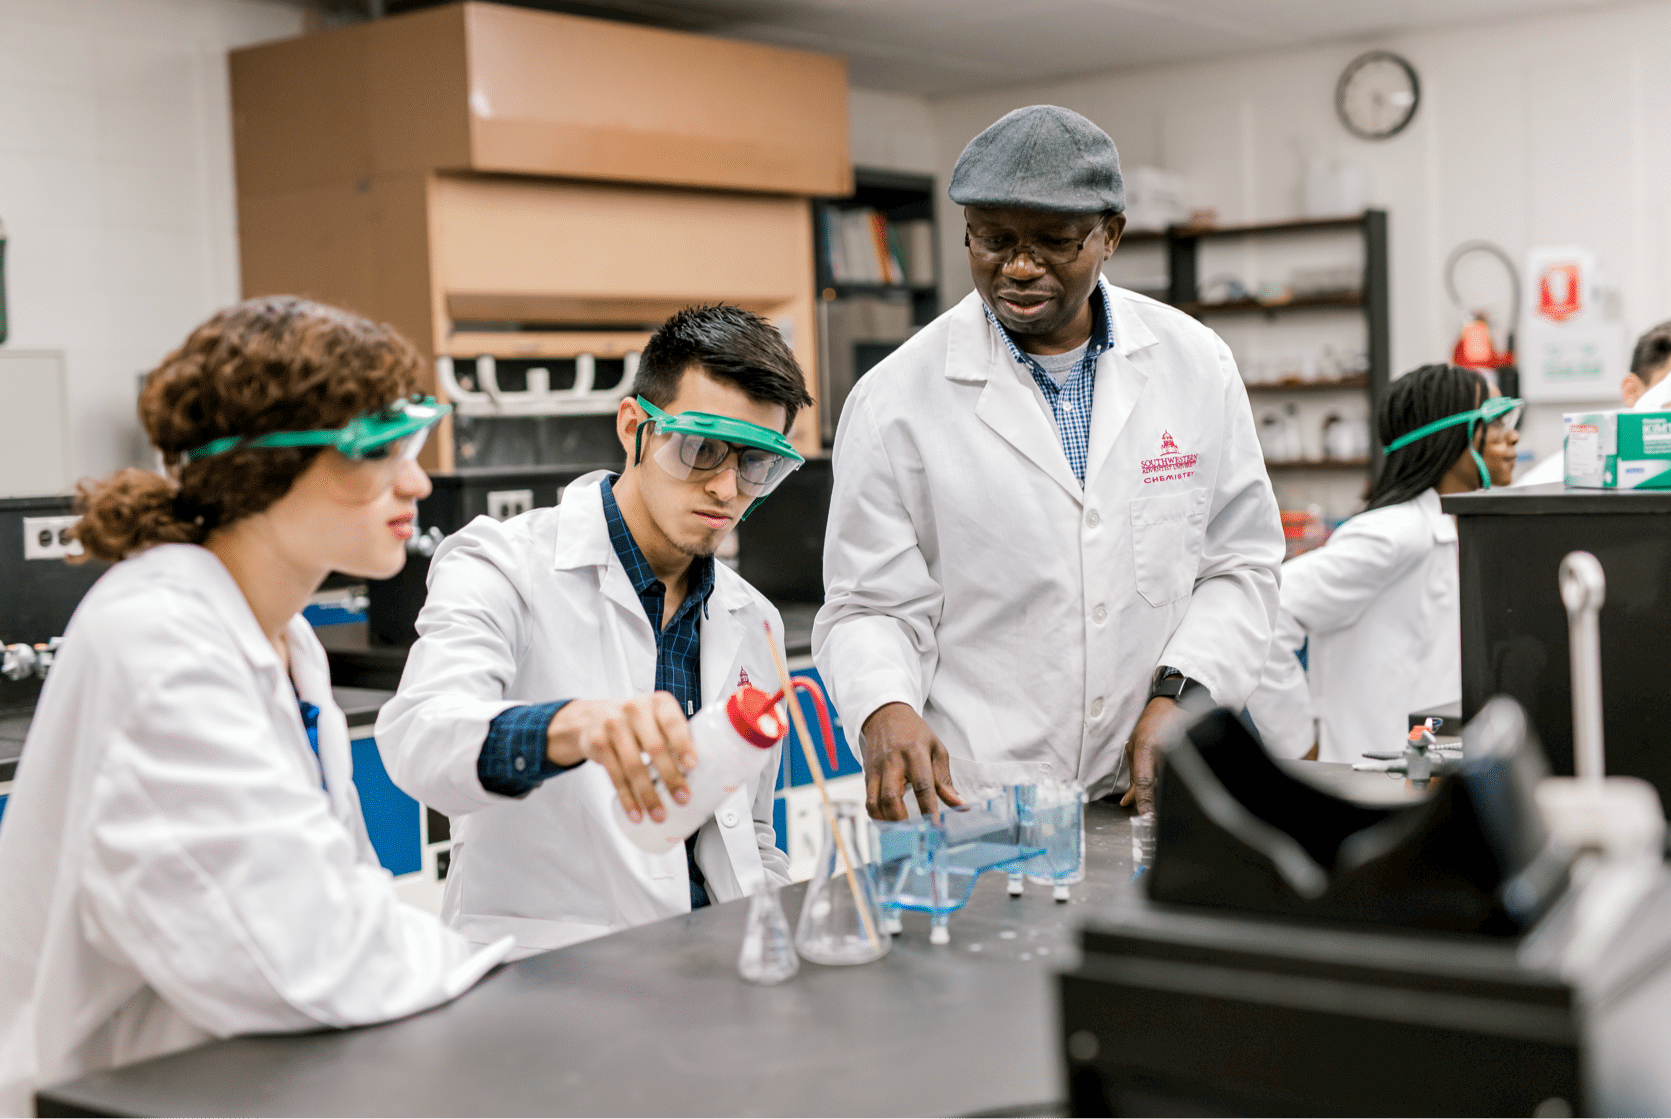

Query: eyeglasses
left=964, top=219, right=1108, bottom=266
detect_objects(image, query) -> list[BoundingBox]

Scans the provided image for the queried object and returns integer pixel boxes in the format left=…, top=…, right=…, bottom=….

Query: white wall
left=0, top=0, right=304, bottom=485
left=848, top=87, right=939, bottom=178
left=923, top=0, right=1671, bottom=469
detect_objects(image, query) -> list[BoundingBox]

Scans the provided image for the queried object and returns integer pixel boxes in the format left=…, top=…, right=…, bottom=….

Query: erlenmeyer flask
left=795, top=800, right=890, bottom=965
left=738, top=882, right=799, bottom=984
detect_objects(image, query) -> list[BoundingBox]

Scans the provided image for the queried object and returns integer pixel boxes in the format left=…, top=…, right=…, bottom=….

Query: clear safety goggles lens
left=1484, top=402, right=1524, bottom=433
left=356, top=424, right=430, bottom=462
left=651, top=429, right=799, bottom=497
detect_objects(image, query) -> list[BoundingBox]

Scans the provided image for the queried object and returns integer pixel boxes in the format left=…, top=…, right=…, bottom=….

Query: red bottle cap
left=727, top=685, right=788, bottom=749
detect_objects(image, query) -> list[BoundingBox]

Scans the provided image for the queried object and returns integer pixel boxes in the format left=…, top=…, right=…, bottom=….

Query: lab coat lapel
left=1085, top=283, right=1160, bottom=490
left=699, top=580, right=747, bottom=711
left=1418, top=488, right=1458, bottom=544
left=949, top=297, right=1082, bottom=502
left=284, top=617, right=371, bottom=851
left=553, top=473, right=655, bottom=641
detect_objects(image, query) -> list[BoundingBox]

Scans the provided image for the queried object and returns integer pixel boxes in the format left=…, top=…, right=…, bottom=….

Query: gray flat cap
left=949, top=105, right=1124, bottom=214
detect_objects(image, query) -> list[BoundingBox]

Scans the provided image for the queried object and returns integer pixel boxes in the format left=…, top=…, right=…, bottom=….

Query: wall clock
left=1335, top=50, right=1420, bottom=140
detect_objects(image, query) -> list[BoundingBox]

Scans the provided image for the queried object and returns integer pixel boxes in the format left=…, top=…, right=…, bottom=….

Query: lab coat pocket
left=1129, top=488, right=1209, bottom=607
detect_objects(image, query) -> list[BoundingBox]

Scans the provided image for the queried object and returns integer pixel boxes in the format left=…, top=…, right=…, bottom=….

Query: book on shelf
left=823, top=207, right=934, bottom=287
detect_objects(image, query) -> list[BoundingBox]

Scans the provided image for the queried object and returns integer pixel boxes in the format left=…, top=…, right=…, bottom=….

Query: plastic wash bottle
left=612, top=685, right=788, bottom=853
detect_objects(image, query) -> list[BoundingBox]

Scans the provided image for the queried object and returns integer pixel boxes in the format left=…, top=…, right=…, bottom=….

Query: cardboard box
left=1563, top=409, right=1671, bottom=488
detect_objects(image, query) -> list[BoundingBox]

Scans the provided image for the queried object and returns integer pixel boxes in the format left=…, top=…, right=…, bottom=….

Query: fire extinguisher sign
left=1519, top=246, right=1624, bottom=403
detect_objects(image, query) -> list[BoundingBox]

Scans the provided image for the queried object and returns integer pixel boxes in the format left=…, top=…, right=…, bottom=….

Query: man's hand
left=1120, top=696, right=1187, bottom=817
left=546, top=693, right=696, bottom=824
left=860, top=702, right=964, bottom=821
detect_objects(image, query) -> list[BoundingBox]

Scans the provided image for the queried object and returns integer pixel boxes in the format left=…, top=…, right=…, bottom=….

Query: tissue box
left=1564, top=409, right=1671, bottom=488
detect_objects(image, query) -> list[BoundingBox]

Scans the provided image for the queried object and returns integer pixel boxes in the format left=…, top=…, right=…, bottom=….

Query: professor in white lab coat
left=1248, top=364, right=1508, bottom=761
left=377, top=306, right=800, bottom=956
left=814, top=106, right=1284, bottom=818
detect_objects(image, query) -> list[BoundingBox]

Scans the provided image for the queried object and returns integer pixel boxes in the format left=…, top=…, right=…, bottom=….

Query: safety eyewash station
left=8, top=2, right=1671, bottom=1116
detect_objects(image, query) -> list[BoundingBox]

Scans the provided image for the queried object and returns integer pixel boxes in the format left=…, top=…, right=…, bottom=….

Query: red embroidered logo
left=1141, top=430, right=1199, bottom=485
left=738, top=667, right=751, bottom=688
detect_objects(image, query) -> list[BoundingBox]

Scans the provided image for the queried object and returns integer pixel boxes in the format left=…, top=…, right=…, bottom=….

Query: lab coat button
left=1089, top=697, right=1104, bottom=719
left=1092, top=604, right=1108, bottom=624
left=721, top=809, right=740, bottom=827
left=1086, top=509, right=1101, bottom=526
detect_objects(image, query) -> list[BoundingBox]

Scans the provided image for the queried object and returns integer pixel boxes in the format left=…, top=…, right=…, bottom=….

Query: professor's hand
left=546, top=693, right=695, bottom=824
left=1120, top=696, right=1186, bottom=817
left=860, top=702, right=964, bottom=821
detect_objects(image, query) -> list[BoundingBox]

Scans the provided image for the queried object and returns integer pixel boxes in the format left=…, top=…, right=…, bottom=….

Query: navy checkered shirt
left=982, top=282, right=1114, bottom=485
left=476, top=475, right=717, bottom=906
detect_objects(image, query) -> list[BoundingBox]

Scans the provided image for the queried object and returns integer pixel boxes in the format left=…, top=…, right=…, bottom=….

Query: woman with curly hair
left=0, top=296, right=510, bottom=1112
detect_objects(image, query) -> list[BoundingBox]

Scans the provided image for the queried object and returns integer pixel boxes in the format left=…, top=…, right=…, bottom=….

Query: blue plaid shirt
left=475, top=476, right=717, bottom=905
left=982, top=282, right=1114, bottom=485
left=601, top=476, right=715, bottom=721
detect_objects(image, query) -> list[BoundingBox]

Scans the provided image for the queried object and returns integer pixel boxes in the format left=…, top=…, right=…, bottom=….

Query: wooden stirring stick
left=763, top=622, right=881, bottom=953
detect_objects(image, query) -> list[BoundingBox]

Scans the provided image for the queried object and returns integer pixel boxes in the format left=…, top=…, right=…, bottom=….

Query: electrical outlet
left=485, top=489, right=533, bottom=521
left=22, top=516, right=83, bottom=560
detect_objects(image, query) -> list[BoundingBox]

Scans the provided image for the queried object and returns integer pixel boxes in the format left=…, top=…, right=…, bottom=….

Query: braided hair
left=1364, top=363, right=1489, bottom=512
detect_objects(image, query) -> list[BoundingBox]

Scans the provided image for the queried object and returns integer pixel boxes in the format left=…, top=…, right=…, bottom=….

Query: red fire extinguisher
left=1444, top=240, right=1520, bottom=393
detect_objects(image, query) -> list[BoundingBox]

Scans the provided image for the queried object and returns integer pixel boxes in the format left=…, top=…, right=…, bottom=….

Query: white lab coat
left=813, top=281, right=1284, bottom=800
left=375, top=473, right=792, bottom=956
left=1245, top=489, right=1460, bottom=763
left=0, top=544, right=507, bottom=1117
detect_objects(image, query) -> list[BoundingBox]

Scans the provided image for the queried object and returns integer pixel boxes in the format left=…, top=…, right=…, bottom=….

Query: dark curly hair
left=73, top=296, right=424, bottom=563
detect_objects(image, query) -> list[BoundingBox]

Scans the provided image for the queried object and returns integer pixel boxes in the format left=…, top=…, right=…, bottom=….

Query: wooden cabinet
left=230, top=2, right=851, bottom=198
left=230, top=2, right=849, bottom=466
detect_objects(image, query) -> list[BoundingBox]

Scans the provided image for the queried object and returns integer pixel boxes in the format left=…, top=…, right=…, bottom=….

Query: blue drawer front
left=303, top=603, right=367, bottom=627
left=350, top=736, right=422, bottom=877
left=774, top=668, right=862, bottom=791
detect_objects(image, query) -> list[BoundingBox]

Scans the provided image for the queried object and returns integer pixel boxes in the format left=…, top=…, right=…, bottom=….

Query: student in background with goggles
left=377, top=304, right=807, bottom=956
left=1246, top=364, right=1516, bottom=763
left=0, top=296, right=510, bottom=1115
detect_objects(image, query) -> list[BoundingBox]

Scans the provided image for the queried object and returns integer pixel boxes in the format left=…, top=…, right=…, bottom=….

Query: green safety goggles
left=635, top=396, right=803, bottom=510
left=1382, top=394, right=1523, bottom=490
left=184, top=395, right=452, bottom=464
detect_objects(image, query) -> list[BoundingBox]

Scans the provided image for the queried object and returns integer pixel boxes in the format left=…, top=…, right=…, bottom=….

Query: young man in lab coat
left=814, top=106, right=1284, bottom=820
left=377, top=305, right=806, bottom=955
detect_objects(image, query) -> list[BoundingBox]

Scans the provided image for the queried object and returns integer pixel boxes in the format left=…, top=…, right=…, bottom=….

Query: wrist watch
left=1150, top=665, right=1209, bottom=706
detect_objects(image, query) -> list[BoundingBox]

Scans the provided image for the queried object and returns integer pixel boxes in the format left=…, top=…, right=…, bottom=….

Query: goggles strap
left=1468, top=418, right=1492, bottom=490
left=1382, top=410, right=1478, bottom=454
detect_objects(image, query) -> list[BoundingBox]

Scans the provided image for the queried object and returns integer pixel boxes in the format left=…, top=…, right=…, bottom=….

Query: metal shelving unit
left=1152, top=210, right=1391, bottom=488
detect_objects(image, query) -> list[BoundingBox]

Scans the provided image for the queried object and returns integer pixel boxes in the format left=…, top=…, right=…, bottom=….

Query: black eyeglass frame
left=963, top=216, right=1111, bottom=267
